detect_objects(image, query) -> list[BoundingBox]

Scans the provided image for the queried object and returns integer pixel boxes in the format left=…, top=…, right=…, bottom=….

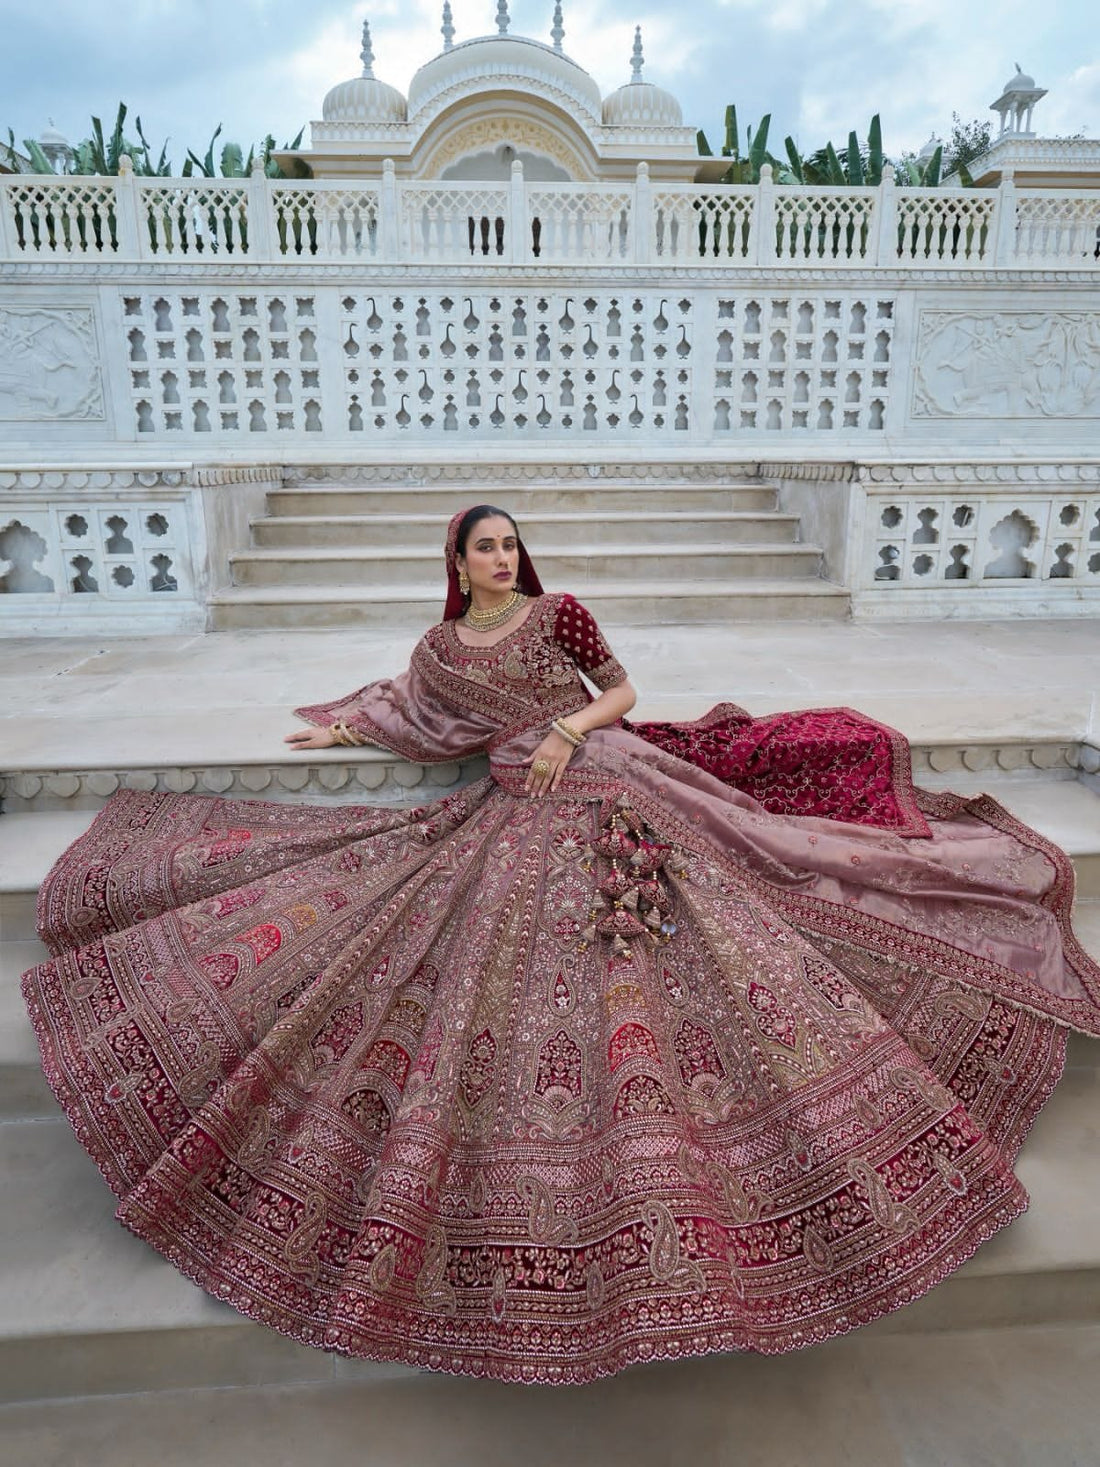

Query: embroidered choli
left=295, top=593, right=628, bottom=767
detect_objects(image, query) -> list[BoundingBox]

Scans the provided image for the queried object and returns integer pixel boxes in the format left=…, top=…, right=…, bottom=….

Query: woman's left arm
left=526, top=596, right=639, bottom=796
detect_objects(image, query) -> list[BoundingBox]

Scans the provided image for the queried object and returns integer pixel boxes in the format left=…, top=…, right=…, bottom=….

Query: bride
left=23, top=504, right=1100, bottom=1384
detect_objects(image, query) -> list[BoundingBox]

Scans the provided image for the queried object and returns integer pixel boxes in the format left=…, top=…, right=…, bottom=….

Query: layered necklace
left=463, top=588, right=526, bottom=632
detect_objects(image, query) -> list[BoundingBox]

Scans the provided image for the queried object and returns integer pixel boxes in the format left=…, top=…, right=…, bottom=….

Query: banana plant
left=698, top=104, right=776, bottom=183
left=184, top=126, right=308, bottom=179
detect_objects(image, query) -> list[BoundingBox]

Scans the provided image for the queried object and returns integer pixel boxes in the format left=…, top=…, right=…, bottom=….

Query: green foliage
left=182, top=126, right=307, bottom=179
left=697, top=105, right=776, bottom=183
left=702, top=105, right=972, bottom=189
left=895, top=144, right=945, bottom=187
left=2, top=103, right=307, bottom=178
left=946, top=113, right=992, bottom=174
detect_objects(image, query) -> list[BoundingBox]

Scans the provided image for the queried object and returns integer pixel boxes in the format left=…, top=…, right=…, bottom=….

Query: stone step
left=210, top=580, right=851, bottom=630
left=5, top=1323, right=1100, bottom=1466
left=251, top=509, right=803, bottom=551
left=0, top=940, right=52, bottom=1120
left=228, top=544, right=825, bottom=589
left=268, top=482, right=780, bottom=517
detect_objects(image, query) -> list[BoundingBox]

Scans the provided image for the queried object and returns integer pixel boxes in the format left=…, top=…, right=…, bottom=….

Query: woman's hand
left=284, top=726, right=338, bottom=751
left=525, top=729, right=575, bottom=798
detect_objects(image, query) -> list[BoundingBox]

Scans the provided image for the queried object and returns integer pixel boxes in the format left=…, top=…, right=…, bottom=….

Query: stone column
left=381, top=159, right=398, bottom=260
left=508, top=158, right=526, bottom=265
left=633, top=162, right=653, bottom=264
left=247, top=157, right=276, bottom=261
left=113, top=155, right=142, bottom=260
left=993, top=167, right=1018, bottom=266
left=756, top=164, right=777, bottom=267
left=875, top=163, right=898, bottom=267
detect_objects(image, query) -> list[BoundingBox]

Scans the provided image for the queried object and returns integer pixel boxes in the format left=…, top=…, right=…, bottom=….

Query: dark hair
left=454, top=504, right=518, bottom=559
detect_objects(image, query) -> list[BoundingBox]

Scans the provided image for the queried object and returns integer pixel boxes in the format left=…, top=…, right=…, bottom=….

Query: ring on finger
left=533, top=758, right=551, bottom=778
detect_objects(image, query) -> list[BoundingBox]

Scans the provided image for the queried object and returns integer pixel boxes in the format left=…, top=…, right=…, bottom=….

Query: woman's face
left=456, top=515, right=519, bottom=598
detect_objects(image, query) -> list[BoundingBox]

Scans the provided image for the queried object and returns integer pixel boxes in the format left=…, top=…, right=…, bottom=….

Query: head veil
left=443, top=507, right=544, bottom=620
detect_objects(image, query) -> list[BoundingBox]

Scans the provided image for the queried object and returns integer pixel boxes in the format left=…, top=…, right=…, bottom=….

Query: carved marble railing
left=2, top=161, right=1097, bottom=270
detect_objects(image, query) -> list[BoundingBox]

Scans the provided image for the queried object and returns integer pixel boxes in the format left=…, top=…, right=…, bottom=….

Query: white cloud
left=1041, top=60, right=1100, bottom=137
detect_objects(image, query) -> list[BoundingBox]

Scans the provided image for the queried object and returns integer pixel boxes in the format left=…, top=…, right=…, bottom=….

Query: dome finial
left=441, top=1, right=454, bottom=50
left=630, top=25, right=644, bottom=83
left=360, top=19, right=375, bottom=79
left=551, top=3, right=565, bottom=52
left=496, top=0, right=510, bottom=35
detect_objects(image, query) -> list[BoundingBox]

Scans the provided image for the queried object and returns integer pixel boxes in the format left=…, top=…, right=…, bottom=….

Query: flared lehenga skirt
left=20, top=772, right=1096, bottom=1384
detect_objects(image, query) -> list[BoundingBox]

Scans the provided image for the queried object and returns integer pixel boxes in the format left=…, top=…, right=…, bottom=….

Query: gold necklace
left=463, top=589, right=525, bottom=632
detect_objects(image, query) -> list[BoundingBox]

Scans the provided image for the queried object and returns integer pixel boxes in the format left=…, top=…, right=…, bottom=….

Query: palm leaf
left=847, top=130, right=863, bottom=185
left=724, top=103, right=738, bottom=159
left=21, top=137, right=58, bottom=174
left=866, top=113, right=883, bottom=185
left=783, top=136, right=805, bottom=183
left=220, top=141, right=244, bottom=177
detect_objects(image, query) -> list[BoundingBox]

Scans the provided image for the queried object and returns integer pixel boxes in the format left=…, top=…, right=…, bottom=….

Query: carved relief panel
left=0, top=306, right=104, bottom=420
left=912, top=310, right=1100, bottom=419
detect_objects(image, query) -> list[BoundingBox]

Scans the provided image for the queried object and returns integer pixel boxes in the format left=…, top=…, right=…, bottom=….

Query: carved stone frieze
left=912, top=310, right=1100, bottom=419
left=0, top=306, right=104, bottom=420
left=0, top=755, right=490, bottom=812
left=283, top=461, right=760, bottom=485
left=0, top=468, right=188, bottom=493
left=191, top=465, right=283, bottom=487
left=861, top=463, right=1100, bottom=485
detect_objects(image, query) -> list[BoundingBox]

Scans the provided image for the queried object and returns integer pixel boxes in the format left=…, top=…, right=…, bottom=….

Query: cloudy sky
left=2, top=0, right=1096, bottom=170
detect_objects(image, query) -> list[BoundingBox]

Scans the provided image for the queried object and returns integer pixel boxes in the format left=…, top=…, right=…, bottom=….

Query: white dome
left=1003, top=65, right=1036, bottom=93
left=39, top=120, right=70, bottom=149
left=322, top=75, right=407, bottom=124
left=602, top=81, right=682, bottom=128
left=408, top=35, right=602, bottom=121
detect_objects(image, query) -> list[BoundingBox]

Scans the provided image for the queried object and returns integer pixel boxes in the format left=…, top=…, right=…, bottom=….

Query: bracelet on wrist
left=552, top=717, right=586, bottom=747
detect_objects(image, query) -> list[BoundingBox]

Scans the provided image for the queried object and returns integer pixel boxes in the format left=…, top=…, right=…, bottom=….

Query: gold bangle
left=552, top=717, right=586, bottom=747
left=328, top=720, right=359, bottom=747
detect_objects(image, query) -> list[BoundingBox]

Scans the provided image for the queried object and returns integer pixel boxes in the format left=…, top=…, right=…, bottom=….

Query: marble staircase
left=210, top=475, right=849, bottom=630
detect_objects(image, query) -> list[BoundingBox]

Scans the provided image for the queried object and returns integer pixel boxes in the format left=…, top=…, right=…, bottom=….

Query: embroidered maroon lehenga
left=22, top=545, right=1100, bottom=1384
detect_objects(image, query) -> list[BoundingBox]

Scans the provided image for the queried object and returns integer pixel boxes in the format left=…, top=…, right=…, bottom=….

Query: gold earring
left=458, top=568, right=470, bottom=594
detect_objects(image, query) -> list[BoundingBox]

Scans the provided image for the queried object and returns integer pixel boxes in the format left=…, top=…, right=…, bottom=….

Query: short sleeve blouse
left=550, top=594, right=629, bottom=691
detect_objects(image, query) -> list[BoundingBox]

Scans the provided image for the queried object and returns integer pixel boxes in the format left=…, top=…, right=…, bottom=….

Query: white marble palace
left=1, top=4, right=1099, bottom=634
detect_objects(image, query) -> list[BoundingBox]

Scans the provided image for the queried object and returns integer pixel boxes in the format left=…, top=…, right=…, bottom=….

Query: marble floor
left=1, top=617, right=1098, bottom=771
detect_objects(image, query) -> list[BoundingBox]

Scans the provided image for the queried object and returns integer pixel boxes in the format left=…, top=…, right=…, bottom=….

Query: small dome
left=322, top=21, right=407, bottom=124
left=322, top=76, right=407, bottom=124
left=918, top=133, right=941, bottom=161
left=38, top=119, right=70, bottom=149
left=603, top=81, right=682, bottom=128
left=408, top=35, right=602, bottom=120
left=602, top=28, right=682, bottom=128
left=1003, top=64, right=1036, bottom=93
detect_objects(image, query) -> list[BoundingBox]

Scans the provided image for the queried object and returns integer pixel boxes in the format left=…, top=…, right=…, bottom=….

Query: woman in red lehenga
left=23, top=505, right=1100, bottom=1385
